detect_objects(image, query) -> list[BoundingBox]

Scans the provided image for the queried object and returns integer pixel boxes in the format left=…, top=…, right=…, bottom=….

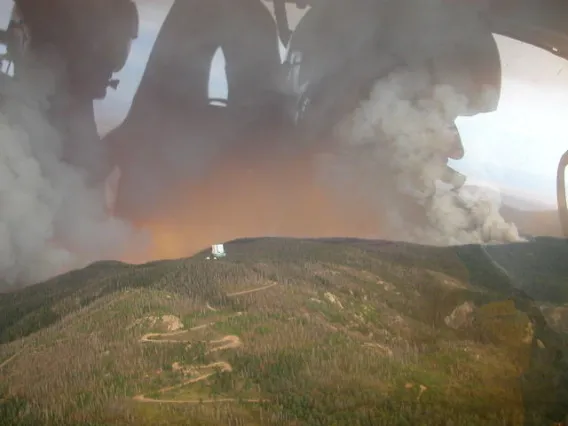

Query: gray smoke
left=0, top=55, right=148, bottom=287
left=319, top=67, right=522, bottom=245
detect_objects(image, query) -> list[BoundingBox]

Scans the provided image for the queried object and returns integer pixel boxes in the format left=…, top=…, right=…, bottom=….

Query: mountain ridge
left=1, top=237, right=567, bottom=425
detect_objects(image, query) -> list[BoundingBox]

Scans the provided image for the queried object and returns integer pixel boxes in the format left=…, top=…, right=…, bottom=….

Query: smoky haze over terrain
left=0, top=57, right=147, bottom=286
left=0, top=2, right=526, bottom=287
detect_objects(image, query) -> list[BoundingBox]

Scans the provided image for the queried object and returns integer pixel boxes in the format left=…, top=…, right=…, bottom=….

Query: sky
left=1, top=0, right=567, bottom=208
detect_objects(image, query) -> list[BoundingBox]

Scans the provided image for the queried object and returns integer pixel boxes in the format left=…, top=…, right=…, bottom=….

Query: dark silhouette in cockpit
left=130, top=0, right=280, bottom=114
left=284, top=0, right=501, bottom=145
left=7, top=0, right=138, bottom=185
left=106, top=0, right=283, bottom=224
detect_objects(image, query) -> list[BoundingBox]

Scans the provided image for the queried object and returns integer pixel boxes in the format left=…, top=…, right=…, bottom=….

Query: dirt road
left=133, top=282, right=277, bottom=404
left=208, top=335, right=242, bottom=352
left=0, top=351, right=20, bottom=370
left=226, top=282, right=277, bottom=297
left=132, top=361, right=262, bottom=404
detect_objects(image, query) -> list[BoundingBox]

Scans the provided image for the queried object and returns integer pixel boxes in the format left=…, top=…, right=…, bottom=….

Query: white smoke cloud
left=318, top=67, right=522, bottom=245
left=0, top=54, right=148, bottom=287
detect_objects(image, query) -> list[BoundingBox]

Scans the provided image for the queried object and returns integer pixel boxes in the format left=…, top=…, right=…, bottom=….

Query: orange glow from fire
left=120, top=150, right=386, bottom=262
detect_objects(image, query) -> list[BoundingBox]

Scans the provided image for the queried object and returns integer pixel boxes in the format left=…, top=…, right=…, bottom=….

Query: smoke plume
left=320, top=67, right=522, bottom=245
left=0, top=55, right=147, bottom=287
left=107, top=66, right=523, bottom=260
